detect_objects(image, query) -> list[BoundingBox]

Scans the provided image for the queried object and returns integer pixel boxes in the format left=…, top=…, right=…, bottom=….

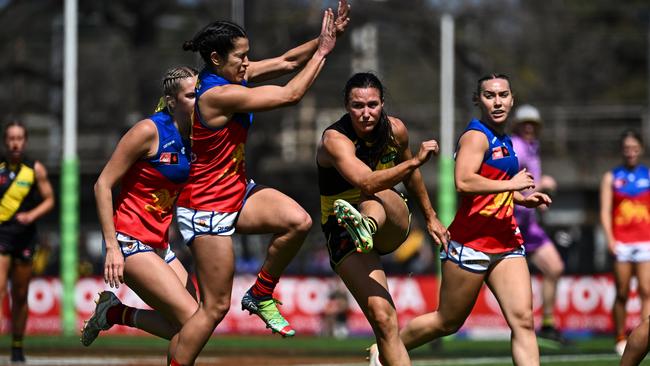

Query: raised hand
left=415, top=139, right=440, bottom=165
left=510, top=168, right=535, bottom=191
left=316, top=9, right=337, bottom=57
left=334, top=0, right=351, bottom=36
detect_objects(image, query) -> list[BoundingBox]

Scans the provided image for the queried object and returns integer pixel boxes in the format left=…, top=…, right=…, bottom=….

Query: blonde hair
left=155, top=66, right=198, bottom=112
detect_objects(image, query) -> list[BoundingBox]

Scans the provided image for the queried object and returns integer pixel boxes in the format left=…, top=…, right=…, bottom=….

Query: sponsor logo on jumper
left=159, top=152, right=179, bottom=165
left=491, top=146, right=510, bottom=160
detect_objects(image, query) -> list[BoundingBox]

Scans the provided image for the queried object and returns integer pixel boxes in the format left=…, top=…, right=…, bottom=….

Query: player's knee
left=10, top=287, right=28, bottom=304
left=510, top=309, right=535, bottom=331
left=288, top=210, right=312, bottom=235
left=615, top=289, right=630, bottom=303
left=637, top=286, right=650, bottom=301
left=439, top=317, right=464, bottom=335
left=204, top=299, right=231, bottom=324
left=367, top=303, right=398, bottom=337
left=548, top=262, right=564, bottom=279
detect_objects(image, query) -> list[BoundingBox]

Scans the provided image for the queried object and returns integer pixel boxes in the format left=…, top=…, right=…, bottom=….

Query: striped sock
left=366, top=216, right=378, bottom=235
left=542, top=314, right=554, bottom=328
left=106, top=304, right=136, bottom=327
left=250, top=269, right=278, bottom=300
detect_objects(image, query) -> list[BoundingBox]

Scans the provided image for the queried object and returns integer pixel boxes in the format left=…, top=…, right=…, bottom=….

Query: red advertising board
left=0, top=274, right=639, bottom=336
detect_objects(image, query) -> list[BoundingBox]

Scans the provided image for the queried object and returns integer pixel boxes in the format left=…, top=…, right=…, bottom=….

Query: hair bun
left=182, top=40, right=196, bottom=52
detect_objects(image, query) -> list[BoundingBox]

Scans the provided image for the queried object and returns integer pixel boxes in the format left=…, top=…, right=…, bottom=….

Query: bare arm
left=513, top=190, right=551, bottom=208
left=200, top=9, right=337, bottom=129
left=94, top=120, right=157, bottom=288
left=246, top=39, right=319, bottom=83
left=455, top=130, right=535, bottom=194
left=599, top=171, right=616, bottom=253
left=246, top=0, right=350, bottom=83
left=319, top=117, right=436, bottom=196
left=395, top=119, right=449, bottom=247
left=14, top=161, right=55, bottom=225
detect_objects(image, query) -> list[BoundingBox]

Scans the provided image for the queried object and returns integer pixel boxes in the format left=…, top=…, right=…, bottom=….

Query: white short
left=614, top=241, right=650, bottom=263
left=440, top=240, right=525, bottom=273
left=112, top=232, right=176, bottom=263
left=176, top=181, right=257, bottom=245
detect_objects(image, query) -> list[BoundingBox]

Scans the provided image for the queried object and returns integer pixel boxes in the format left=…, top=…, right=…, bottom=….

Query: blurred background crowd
left=0, top=0, right=649, bottom=278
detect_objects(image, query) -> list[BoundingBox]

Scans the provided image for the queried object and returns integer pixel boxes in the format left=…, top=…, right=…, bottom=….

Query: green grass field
left=3, top=334, right=649, bottom=365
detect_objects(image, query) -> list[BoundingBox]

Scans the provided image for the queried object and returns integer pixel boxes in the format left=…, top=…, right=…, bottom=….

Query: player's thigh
left=529, top=242, right=563, bottom=277
left=614, top=261, right=634, bottom=294
left=124, top=252, right=197, bottom=323
left=236, top=186, right=310, bottom=234
left=437, top=260, right=485, bottom=324
left=10, top=259, right=32, bottom=295
left=0, top=254, right=11, bottom=291
left=372, top=190, right=410, bottom=250
left=190, top=234, right=235, bottom=306
left=167, top=258, right=197, bottom=301
left=635, top=261, right=650, bottom=296
left=486, top=257, right=533, bottom=325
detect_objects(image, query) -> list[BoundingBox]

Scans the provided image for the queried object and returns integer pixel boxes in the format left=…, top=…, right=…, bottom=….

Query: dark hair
left=4, top=120, right=27, bottom=140
left=620, top=129, right=643, bottom=147
left=183, top=20, right=247, bottom=65
left=343, top=73, right=396, bottom=166
left=475, top=73, right=512, bottom=98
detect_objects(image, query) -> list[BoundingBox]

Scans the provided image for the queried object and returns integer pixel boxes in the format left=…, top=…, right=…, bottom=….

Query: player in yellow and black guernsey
left=0, top=121, right=54, bottom=362
left=316, top=73, right=448, bottom=365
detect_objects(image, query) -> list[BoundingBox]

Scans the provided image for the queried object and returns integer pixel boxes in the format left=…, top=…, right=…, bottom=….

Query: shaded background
left=1, top=0, right=649, bottom=277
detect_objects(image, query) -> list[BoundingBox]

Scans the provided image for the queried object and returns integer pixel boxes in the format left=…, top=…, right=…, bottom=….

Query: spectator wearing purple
left=511, top=105, right=566, bottom=345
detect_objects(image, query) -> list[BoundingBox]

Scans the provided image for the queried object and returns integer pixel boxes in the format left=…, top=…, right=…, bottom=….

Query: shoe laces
left=257, top=298, right=289, bottom=326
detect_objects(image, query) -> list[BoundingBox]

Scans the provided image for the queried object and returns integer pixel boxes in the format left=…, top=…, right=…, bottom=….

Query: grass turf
left=2, top=334, right=650, bottom=365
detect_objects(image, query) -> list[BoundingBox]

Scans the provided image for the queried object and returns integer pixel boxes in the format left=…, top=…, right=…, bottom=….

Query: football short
left=0, top=223, right=37, bottom=262
left=176, top=180, right=257, bottom=245
left=322, top=190, right=411, bottom=269
left=614, top=241, right=650, bottom=263
left=440, top=240, right=526, bottom=273
left=113, top=232, right=176, bottom=263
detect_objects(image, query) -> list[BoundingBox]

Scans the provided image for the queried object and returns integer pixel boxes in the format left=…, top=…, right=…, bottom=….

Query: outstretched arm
left=247, top=0, right=350, bottom=83
left=201, top=9, right=338, bottom=128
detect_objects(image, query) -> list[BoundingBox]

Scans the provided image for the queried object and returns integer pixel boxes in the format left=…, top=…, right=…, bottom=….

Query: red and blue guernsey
left=448, top=119, right=524, bottom=253
left=113, top=110, right=190, bottom=249
left=176, top=68, right=253, bottom=212
left=611, top=164, right=650, bottom=244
